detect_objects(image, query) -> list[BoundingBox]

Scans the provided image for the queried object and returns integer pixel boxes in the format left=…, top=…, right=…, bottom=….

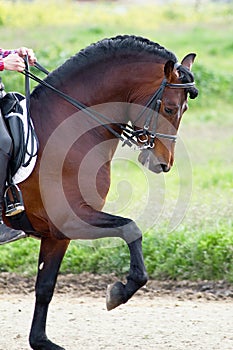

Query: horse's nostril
left=160, top=163, right=170, bottom=172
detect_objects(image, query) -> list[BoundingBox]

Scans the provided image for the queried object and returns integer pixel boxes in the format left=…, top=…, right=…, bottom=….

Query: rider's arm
left=0, top=48, right=22, bottom=71
left=0, top=48, right=17, bottom=58
left=0, top=50, right=4, bottom=70
left=0, top=47, right=36, bottom=72
left=0, top=49, right=16, bottom=71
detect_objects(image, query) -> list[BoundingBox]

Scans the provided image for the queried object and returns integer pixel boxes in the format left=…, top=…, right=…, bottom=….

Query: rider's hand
left=16, top=47, right=37, bottom=66
left=3, top=53, right=25, bottom=72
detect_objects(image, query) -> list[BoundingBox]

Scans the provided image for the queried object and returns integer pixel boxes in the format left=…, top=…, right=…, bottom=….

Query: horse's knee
left=121, top=220, right=142, bottom=244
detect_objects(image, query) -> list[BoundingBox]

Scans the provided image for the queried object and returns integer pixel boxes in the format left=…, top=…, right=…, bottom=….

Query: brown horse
left=9, top=35, right=198, bottom=349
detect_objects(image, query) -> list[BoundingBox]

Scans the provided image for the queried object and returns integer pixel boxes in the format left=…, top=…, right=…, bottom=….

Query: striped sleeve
left=0, top=48, right=16, bottom=58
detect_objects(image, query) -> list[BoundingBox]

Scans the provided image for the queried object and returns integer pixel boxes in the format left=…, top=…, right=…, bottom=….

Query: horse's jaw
left=138, top=149, right=171, bottom=174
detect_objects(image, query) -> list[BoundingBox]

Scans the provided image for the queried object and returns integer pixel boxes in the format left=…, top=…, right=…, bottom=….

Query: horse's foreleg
left=29, top=237, right=70, bottom=350
left=75, top=209, right=148, bottom=311
left=106, top=236, right=148, bottom=311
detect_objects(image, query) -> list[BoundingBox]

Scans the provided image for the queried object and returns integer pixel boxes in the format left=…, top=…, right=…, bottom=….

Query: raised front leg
left=29, top=237, right=70, bottom=350
left=106, top=237, right=148, bottom=311
left=68, top=208, right=148, bottom=311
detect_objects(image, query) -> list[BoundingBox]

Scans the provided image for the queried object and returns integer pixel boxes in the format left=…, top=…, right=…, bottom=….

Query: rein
left=21, top=57, right=39, bottom=167
left=23, top=60, right=195, bottom=150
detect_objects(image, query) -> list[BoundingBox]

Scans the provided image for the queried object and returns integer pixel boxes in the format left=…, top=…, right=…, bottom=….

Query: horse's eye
left=164, top=107, right=174, bottom=115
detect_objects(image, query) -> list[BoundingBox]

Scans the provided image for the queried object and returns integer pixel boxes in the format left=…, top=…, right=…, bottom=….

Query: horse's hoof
left=106, top=281, right=127, bottom=311
left=29, top=337, right=66, bottom=350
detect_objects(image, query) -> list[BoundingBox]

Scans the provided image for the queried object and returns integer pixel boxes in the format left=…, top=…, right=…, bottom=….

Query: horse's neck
left=31, top=58, right=163, bottom=145
left=66, top=57, right=162, bottom=103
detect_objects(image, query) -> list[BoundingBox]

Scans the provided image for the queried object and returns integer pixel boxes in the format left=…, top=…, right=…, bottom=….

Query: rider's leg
left=0, top=113, right=26, bottom=245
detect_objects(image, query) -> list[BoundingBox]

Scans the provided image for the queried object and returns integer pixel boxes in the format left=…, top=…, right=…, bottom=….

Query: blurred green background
left=0, top=0, right=233, bottom=281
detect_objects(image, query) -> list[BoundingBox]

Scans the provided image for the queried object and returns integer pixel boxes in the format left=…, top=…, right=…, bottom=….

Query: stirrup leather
left=4, top=184, right=25, bottom=217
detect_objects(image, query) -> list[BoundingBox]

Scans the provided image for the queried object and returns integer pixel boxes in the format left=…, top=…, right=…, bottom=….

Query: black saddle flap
left=0, top=92, right=23, bottom=116
left=5, top=114, right=25, bottom=177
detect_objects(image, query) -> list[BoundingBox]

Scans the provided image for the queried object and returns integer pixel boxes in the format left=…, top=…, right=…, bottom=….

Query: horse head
left=136, top=53, right=198, bottom=173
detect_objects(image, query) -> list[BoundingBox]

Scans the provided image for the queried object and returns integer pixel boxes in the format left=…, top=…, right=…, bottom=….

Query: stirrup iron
left=4, top=184, right=25, bottom=217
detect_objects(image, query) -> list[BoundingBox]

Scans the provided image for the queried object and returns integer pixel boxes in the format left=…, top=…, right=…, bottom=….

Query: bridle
left=23, top=59, right=195, bottom=151
left=127, top=78, right=195, bottom=149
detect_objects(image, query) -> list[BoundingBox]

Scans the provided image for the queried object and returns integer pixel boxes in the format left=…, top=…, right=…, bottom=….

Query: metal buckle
left=137, top=132, right=149, bottom=144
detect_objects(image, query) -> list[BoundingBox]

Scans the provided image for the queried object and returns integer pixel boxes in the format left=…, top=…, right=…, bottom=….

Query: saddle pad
left=13, top=99, right=38, bottom=184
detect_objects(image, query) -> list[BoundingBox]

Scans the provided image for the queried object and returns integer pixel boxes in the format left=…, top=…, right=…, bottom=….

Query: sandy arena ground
left=0, top=273, right=233, bottom=350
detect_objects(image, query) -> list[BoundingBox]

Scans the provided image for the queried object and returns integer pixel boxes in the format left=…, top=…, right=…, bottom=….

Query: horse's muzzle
left=138, top=150, right=171, bottom=174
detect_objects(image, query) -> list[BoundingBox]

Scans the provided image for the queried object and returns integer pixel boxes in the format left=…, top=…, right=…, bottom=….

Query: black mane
left=32, top=35, right=178, bottom=97
left=58, top=35, right=177, bottom=74
left=76, top=34, right=177, bottom=64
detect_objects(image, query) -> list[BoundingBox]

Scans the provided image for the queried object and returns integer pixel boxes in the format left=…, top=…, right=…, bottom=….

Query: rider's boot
left=0, top=151, right=27, bottom=245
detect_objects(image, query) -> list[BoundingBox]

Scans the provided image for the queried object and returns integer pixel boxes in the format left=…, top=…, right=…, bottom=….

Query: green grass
left=144, top=222, right=233, bottom=282
left=0, top=0, right=233, bottom=282
left=1, top=221, right=233, bottom=282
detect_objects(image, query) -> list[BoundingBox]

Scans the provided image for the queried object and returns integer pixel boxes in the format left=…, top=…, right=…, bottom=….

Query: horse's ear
left=164, top=60, right=175, bottom=80
left=181, top=53, right=196, bottom=70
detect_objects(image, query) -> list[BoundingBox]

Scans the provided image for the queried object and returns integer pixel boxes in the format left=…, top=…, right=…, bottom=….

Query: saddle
left=0, top=91, right=38, bottom=218
left=0, top=92, right=26, bottom=177
left=0, top=80, right=38, bottom=234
